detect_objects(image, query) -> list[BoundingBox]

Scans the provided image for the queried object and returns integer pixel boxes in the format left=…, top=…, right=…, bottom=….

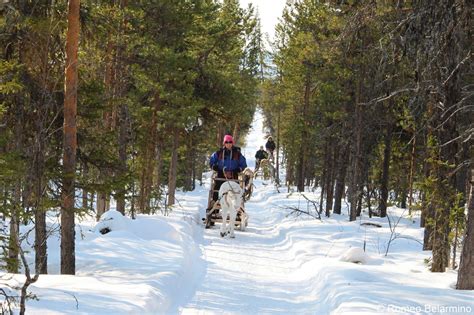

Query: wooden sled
left=204, top=173, right=248, bottom=231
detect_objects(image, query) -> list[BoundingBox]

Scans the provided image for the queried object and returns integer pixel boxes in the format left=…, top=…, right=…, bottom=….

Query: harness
left=217, top=148, right=240, bottom=161
left=218, top=181, right=243, bottom=207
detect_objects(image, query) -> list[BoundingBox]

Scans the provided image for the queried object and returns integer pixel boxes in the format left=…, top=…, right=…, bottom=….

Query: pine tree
left=61, top=0, right=80, bottom=275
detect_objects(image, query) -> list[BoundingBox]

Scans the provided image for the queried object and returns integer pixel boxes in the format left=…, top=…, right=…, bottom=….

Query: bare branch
left=285, top=206, right=321, bottom=220
left=442, top=50, right=472, bottom=87
left=361, top=86, right=419, bottom=106
left=385, top=208, right=408, bottom=256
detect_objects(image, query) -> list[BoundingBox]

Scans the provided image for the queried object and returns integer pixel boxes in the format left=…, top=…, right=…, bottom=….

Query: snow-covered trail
left=176, top=110, right=474, bottom=315
left=179, top=201, right=315, bottom=314
left=178, top=110, right=320, bottom=314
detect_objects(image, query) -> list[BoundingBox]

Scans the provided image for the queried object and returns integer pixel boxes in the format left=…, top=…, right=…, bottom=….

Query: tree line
left=0, top=0, right=261, bottom=278
left=260, top=0, right=472, bottom=288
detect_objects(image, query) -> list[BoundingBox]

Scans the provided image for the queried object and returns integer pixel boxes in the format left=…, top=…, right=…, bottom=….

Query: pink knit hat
left=223, top=135, right=234, bottom=144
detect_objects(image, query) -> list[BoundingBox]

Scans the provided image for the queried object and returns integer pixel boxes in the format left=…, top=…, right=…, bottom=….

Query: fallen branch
left=284, top=193, right=323, bottom=221
left=286, top=206, right=322, bottom=220
left=361, top=222, right=382, bottom=228
left=301, top=194, right=323, bottom=220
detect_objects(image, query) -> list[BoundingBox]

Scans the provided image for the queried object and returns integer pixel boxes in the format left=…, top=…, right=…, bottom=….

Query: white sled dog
left=218, top=180, right=242, bottom=238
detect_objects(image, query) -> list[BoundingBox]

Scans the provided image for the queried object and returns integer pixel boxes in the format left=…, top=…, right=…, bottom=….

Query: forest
left=0, top=0, right=472, bottom=312
left=260, top=0, right=472, bottom=285
left=0, top=0, right=260, bottom=276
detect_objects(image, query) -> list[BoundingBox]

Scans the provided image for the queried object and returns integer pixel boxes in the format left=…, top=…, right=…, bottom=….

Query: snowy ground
left=2, top=110, right=474, bottom=315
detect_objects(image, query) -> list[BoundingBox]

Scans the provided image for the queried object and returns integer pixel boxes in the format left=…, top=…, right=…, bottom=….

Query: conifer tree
left=61, top=0, right=80, bottom=275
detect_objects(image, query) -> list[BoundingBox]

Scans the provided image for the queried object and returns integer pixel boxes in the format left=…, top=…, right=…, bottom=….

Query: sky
left=239, top=0, right=287, bottom=41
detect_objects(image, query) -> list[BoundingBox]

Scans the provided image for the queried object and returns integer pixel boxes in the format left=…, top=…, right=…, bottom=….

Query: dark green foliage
left=0, top=0, right=261, bottom=274
left=262, top=0, right=472, bottom=274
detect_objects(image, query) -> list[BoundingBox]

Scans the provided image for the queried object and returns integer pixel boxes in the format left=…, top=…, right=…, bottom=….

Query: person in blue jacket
left=209, top=134, right=247, bottom=203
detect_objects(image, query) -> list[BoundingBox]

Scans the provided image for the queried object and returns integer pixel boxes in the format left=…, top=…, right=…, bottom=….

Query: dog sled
left=204, top=170, right=252, bottom=230
left=254, top=158, right=275, bottom=181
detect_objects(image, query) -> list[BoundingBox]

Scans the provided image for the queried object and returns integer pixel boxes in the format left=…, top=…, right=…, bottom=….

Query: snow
left=2, top=109, right=474, bottom=314
left=340, top=247, right=370, bottom=264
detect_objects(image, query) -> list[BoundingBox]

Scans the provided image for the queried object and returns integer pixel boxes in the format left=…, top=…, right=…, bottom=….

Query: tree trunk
left=154, top=143, right=163, bottom=193
left=35, top=206, right=47, bottom=274
left=319, top=167, right=326, bottom=216
left=379, top=125, right=392, bottom=218
left=357, top=190, right=363, bottom=217
left=452, top=142, right=471, bottom=269
left=115, top=0, right=129, bottom=216
left=138, top=159, right=151, bottom=213
left=431, top=109, right=457, bottom=272
left=232, top=121, right=240, bottom=144
left=89, top=192, right=94, bottom=210
left=167, top=128, right=179, bottom=206
left=457, top=170, right=474, bottom=289
left=286, top=159, right=294, bottom=188
left=349, top=80, right=362, bottom=222
left=319, top=142, right=329, bottom=216
left=34, top=153, right=47, bottom=274
left=420, top=136, right=430, bottom=230
left=333, top=143, right=349, bottom=215
left=1, top=186, right=6, bottom=222
left=408, top=133, right=416, bottom=211
left=130, top=180, right=136, bottom=220
left=192, top=148, right=196, bottom=191
left=138, top=93, right=161, bottom=214
left=82, top=163, right=88, bottom=209
left=116, top=104, right=128, bottom=215
left=325, top=144, right=335, bottom=217
left=367, top=183, right=372, bottom=218
left=275, top=109, right=281, bottom=185
left=184, top=135, right=193, bottom=191
left=297, top=69, right=311, bottom=192
left=61, top=0, right=80, bottom=275
left=8, top=182, right=21, bottom=273
left=431, top=174, right=452, bottom=273
left=217, top=123, right=225, bottom=147
left=100, top=24, right=117, bottom=217
left=96, top=192, right=107, bottom=220
left=296, top=151, right=305, bottom=192
left=8, top=102, right=24, bottom=273
left=423, top=201, right=435, bottom=250
left=400, top=189, right=407, bottom=209
left=82, top=190, right=88, bottom=209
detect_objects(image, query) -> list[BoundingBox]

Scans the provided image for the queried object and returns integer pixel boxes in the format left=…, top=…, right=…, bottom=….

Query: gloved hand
left=212, top=164, right=219, bottom=171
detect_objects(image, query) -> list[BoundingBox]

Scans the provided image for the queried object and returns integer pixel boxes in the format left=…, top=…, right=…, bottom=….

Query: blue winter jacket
left=209, top=147, right=247, bottom=173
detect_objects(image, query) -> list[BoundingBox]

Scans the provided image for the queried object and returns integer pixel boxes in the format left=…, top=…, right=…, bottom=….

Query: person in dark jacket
left=254, top=146, right=268, bottom=171
left=265, top=136, right=276, bottom=160
left=209, top=135, right=247, bottom=202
